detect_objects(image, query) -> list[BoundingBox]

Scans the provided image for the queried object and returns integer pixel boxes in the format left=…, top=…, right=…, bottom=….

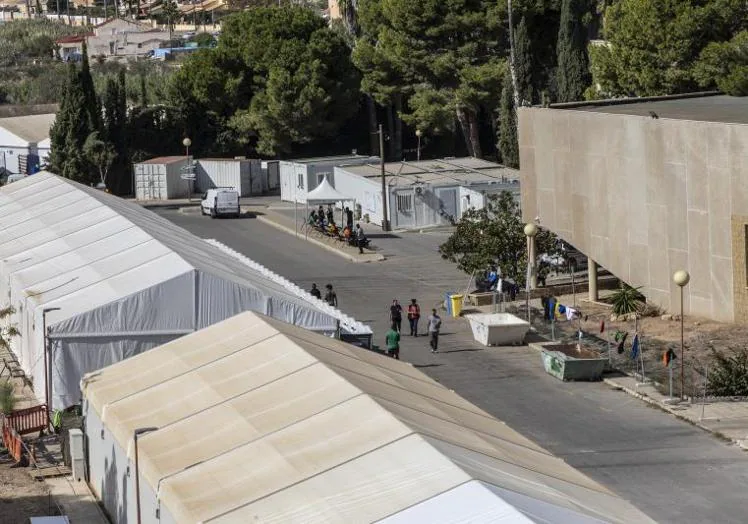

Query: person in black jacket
left=390, top=299, right=403, bottom=332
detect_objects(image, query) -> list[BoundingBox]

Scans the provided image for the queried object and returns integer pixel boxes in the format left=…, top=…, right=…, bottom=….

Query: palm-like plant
left=610, top=284, right=645, bottom=316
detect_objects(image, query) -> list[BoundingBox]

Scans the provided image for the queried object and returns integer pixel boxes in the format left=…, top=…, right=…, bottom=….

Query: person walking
left=324, top=284, right=338, bottom=307
left=390, top=299, right=403, bottom=332
left=355, top=224, right=366, bottom=254
left=407, top=298, right=420, bottom=336
left=385, top=322, right=400, bottom=360
left=427, top=309, right=442, bottom=353
left=309, top=283, right=321, bottom=299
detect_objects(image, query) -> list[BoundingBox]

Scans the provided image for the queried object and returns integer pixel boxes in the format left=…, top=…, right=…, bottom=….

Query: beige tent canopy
left=82, top=311, right=655, bottom=524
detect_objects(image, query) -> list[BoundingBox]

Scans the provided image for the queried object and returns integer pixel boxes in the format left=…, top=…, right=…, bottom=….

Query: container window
left=397, top=194, right=412, bottom=213
left=297, top=173, right=304, bottom=189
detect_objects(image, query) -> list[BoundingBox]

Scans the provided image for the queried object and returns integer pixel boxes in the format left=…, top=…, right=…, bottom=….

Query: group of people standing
left=385, top=299, right=442, bottom=359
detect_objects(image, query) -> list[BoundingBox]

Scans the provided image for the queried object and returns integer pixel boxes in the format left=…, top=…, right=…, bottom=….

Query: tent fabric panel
left=292, top=333, right=490, bottom=418
left=138, top=363, right=362, bottom=486
left=52, top=334, right=177, bottom=410
left=304, top=176, right=353, bottom=204
left=11, top=231, right=159, bottom=292
left=43, top=272, right=196, bottom=410
left=159, top=395, right=412, bottom=523
left=380, top=399, right=605, bottom=495
left=52, top=270, right=196, bottom=339
left=328, top=367, right=555, bottom=463
left=424, top=439, right=655, bottom=524
left=196, top=272, right=337, bottom=333
left=25, top=251, right=192, bottom=326
left=377, top=480, right=534, bottom=524
left=83, top=313, right=277, bottom=417
left=0, top=204, right=116, bottom=258
left=105, top=333, right=319, bottom=456
left=482, top=483, right=608, bottom=524
left=206, top=434, right=470, bottom=524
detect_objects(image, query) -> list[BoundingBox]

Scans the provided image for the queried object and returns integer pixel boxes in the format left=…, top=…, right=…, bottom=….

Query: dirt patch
left=532, top=290, right=743, bottom=397
left=0, top=454, right=59, bottom=523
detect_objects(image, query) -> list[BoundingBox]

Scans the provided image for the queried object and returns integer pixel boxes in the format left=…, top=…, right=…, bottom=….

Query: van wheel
left=210, top=209, right=217, bottom=218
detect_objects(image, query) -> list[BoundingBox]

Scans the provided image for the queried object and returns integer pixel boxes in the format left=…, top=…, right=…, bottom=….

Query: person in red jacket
left=407, top=298, right=421, bottom=336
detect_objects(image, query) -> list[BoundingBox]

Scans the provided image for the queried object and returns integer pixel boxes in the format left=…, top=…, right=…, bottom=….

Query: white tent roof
left=305, top=176, right=353, bottom=204
left=0, top=173, right=370, bottom=408
left=83, top=311, right=655, bottom=524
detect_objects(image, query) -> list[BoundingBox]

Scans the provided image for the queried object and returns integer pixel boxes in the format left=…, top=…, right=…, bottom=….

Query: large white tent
left=82, top=311, right=655, bottom=524
left=0, top=172, right=370, bottom=410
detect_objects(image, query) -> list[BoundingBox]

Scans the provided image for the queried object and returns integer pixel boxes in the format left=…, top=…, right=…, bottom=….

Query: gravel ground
left=0, top=454, right=58, bottom=524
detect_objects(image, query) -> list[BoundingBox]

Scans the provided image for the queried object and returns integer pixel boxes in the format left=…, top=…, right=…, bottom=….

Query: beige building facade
left=519, top=96, right=748, bottom=322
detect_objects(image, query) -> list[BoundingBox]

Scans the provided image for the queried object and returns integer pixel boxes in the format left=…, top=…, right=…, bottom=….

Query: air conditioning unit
left=69, top=429, right=86, bottom=482
left=415, top=186, right=423, bottom=196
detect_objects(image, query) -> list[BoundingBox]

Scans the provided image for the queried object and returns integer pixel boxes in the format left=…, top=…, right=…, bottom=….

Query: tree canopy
left=589, top=0, right=747, bottom=97
left=439, top=191, right=558, bottom=284
left=173, top=6, right=360, bottom=156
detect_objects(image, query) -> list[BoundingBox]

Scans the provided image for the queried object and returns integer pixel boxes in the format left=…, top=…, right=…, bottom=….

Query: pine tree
left=139, top=74, right=148, bottom=107
left=498, top=69, right=519, bottom=168
left=556, top=0, right=591, bottom=102
left=515, top=16, right=534, bottom=106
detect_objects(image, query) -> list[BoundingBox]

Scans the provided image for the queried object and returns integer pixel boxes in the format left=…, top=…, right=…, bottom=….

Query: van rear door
left=216, top=190, right=239, bottom=215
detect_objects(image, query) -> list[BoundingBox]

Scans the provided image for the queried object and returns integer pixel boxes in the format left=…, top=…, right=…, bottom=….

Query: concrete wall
left=519, top=107, right=748, bottom=322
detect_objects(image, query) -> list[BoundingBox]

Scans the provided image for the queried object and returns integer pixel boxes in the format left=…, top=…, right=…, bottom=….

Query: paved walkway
left=604, top=374, right=748, bottom=450
left=45, top=476, right=109, bottom=524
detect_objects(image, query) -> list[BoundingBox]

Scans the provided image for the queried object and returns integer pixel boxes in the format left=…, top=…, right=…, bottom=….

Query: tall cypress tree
left=515, top=16, right=534, bottom=106
left=103, top=70, right=130, bottom=193
left=48, top=64, right=75, bottom=173
left=79, top=42, right=102, bottom=133
left=498, top=69, right=519, bottom=168
left=556, top=0, right=591, bottom=102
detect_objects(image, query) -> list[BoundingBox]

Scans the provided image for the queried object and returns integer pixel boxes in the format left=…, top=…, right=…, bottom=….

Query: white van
left=201, top=188, right=241, bottom=218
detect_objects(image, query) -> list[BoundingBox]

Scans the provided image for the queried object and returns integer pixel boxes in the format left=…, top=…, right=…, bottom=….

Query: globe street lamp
left=415, top=129, right=422, bottom=161
left=524, top=223, right=538, bottom=323
left=182, top=137, right=193, bottom=202
left=673, top=269, right=690, bottom=400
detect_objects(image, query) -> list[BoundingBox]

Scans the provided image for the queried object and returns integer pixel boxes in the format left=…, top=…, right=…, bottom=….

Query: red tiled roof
left=55, top=33, right=93, bottom=44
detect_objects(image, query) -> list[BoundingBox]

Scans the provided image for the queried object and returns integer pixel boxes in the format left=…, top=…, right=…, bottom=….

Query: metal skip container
left=532, top=342, right=607, bottom=381
left=464, top=313, right=530, bottom=346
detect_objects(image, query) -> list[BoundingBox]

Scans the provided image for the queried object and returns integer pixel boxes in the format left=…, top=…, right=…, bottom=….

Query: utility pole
left=379, top=124, right=390, bottom=232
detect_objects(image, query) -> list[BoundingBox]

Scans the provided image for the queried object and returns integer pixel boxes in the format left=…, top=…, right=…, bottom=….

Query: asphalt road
left=155, top=207, right=748, bottom=524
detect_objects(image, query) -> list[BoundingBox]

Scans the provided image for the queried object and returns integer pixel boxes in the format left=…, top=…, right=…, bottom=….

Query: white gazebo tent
left=297, top=176, right=355, bottom=239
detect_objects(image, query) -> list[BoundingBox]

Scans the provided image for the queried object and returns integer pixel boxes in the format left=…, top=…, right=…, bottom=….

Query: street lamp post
left=182, top=137, right=192, bottom=202
left=415, top=129, right=422, bottom=161
left=524, top=223, right=538, bottom=323
left=673, top=270, right=690, bottom=400
left=134, top=426, right=159, bottom=524
left=42, top=307, right=61, bottom=422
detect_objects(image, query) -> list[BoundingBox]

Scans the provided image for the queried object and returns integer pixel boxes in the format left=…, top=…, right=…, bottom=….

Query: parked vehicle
left=201, top=188, right=241, bottom=218
left=539, top=241, right=587, bottom=272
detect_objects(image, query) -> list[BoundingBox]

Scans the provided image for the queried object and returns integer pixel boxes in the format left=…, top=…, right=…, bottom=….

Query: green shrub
left=611, top=283, right=646, bottom=316
left=708, top=348, right=748, bottom=397
left=0, top=380, right=15, bottom=415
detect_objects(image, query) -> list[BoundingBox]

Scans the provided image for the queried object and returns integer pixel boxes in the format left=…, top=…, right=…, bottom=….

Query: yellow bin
left=450, top=294, right=464, bottom=318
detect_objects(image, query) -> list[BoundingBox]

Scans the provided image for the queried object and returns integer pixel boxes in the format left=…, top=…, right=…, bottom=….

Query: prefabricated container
left=464, top=313, right=530, bottom=346
left=133, top=156, right=190, bottom=200
left=196, top=158, right=264, bottom=196
left=532, top=342, right=607, bottom=382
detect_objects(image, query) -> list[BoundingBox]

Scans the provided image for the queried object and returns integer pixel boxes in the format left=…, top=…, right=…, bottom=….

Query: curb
left=256, top=216, right=386, bottom=263
left=603, top=378, right=748, bottom=450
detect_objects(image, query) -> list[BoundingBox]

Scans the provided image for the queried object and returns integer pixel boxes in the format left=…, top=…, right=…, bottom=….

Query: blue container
left=444, top=291, right=455, bottom=315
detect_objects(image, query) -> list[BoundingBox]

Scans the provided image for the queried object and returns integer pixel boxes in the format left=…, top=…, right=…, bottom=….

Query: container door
left=437, top=187, right=458, bottom=224
left=394, top=190, right=415, bottom=229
